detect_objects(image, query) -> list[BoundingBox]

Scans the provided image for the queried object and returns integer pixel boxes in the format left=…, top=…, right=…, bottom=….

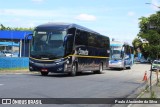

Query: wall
left=0, top=57, right=29, bottom=69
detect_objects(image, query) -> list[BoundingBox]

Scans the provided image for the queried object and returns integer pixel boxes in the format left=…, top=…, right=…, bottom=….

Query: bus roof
left=110, top=41, right=131, bottom=47
left=35, top=22, right=100, bottom=35
left=110, top=41, right=123, bottom=47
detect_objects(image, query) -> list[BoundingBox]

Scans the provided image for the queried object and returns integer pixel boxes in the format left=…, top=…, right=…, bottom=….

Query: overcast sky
left=0, top=0, right=160, bottom=44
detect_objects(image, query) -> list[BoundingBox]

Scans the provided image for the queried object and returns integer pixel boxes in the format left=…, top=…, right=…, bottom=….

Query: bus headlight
left=55, top=59, right=62, bottom=63
left=29, top=60, right=34, bottom=64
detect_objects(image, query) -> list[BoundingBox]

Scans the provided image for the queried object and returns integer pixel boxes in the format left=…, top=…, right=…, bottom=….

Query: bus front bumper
left=109, top=62, right=124, bottom=68
left=29, top=60, right=71, bottom=73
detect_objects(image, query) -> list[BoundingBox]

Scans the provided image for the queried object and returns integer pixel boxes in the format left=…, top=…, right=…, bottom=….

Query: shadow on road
left=30, top=71, right=104, bottom=78
left=107, top=68, right=127, bottom=71
left=134, top=62, right=151, bottom=65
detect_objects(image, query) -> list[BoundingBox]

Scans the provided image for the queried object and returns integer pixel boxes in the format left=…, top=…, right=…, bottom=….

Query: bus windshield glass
left=31, top=30, right=66, bottom=59
left=110, top=46, right=123, bottom=60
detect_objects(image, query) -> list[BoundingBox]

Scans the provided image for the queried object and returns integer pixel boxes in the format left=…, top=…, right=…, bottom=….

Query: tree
left=136, top=11, right=160, bottom=59
left=132, top=38, right=142, bottom=56
left=0, top=24, right=34, bottom=31
left=0, top=24, right=6, bottom=30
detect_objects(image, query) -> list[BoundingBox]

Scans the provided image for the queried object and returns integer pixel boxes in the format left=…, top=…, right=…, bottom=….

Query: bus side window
left=96, top=36, right=102, bottom=48
left=75, top=30, right=87, bottom=46
left=88, top=33, right=96, bottom=47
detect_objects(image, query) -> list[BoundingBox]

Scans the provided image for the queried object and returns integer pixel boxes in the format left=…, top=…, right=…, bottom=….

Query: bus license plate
left=41, top=69, right=48, bottom=72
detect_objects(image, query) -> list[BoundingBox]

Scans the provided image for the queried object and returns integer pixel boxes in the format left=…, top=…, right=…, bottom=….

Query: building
left=0, top=30, right=32, bottom=57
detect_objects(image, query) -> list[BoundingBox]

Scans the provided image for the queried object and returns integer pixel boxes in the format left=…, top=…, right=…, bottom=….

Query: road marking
left=0, top=84, right=4, bottom=86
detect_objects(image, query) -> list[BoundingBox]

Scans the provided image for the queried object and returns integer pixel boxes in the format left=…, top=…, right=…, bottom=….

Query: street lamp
left=145, top=3, right=160, bottom=8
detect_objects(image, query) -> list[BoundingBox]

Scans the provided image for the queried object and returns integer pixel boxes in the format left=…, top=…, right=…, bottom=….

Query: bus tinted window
left=75, top=30, right=87, bottom=46
left=102, top=37, right=109, bottom=48
left=88, top=33, right=96, bottom=47
left=97, top=36, right=109, bottom=49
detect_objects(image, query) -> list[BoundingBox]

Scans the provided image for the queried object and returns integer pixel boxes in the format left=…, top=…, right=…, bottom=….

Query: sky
left=0, top=0, right=160, bottom=44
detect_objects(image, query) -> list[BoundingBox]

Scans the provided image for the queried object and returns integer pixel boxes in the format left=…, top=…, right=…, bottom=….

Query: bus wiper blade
left=39, top=53, right=57, bottom=59
left=47, top=55, right=57, bottom=59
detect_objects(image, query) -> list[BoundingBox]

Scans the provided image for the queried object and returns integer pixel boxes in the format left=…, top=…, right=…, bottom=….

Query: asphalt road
left=0, top=63, right=151, bottom=107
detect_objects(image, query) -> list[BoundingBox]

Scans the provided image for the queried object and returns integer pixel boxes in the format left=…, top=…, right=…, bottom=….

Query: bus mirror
left=122, top=47, right=124, bottom=51
left=63, top=35, right=69, bottom=46
left=64, top=34, right=72, bottom=42
left=64, top=34, right=73, bottom=45
left=121, top=51, right=124, bottom=58
left=125, top=55, right=129, bottom=59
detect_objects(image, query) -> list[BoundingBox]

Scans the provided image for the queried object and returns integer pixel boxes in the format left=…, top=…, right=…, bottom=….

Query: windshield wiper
left=47, top=54, right=57, bottom=59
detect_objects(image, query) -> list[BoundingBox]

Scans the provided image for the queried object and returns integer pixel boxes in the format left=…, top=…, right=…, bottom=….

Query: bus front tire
left=122, top=67, right=126, bottom=70
left=126, top=67, right=131, bottom=69
left=69, top=63, right=77, bottom=76
left=41, top=72, right=48, bottom=76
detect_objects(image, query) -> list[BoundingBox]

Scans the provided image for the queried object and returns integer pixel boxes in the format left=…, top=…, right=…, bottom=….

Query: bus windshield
left=110, top=46, right=123, bottom=60
left=31, top=30, right=66, bottom=59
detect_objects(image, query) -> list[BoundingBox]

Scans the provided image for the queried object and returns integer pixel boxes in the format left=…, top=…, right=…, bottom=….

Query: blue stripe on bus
left=110, top=44, right=122, bottom=46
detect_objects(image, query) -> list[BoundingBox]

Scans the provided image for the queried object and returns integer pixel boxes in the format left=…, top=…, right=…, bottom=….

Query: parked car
left=151, top=60, right=160, bottom=71
left=134, top=57, right=139, bottom=62
left=0, top=52, right=5, bottom=57
left=1, top=50, right=13, bottom=57
left=140, top=57, right=150, bottom=63
left=12, top=52, right=19, bottom=57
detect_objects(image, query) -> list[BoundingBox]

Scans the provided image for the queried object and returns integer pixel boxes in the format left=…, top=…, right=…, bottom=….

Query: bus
left=109, top=41, right=134, bottom=69
left=29, top=23, right=110, bottom=76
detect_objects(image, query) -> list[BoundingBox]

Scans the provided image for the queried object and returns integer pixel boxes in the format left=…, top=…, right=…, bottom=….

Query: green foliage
left=138, top=17, right=149, bottom=33
left=135, top=11, right=160, bottom=59
left=0, top=24, right=34, bottom=31
left=150, top=91, right=157, bottom=98
left=158, top=80, right=160, bottom=87
left=132, top=38, right=142, bottom=56
left=145, top=84, right=149, bottom=93
left=132, top=38, right=142, bottom=49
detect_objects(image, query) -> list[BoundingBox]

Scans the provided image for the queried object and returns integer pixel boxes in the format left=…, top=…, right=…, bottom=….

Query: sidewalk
left=130, top=72, right=160, bottom=107
left=0, top=69, right=32, bottom=74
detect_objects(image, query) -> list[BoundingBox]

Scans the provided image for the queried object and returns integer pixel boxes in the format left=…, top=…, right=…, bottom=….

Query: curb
left=113, top=72, right=159, bottom=107
left=0, top=70, right=39, bottom=75
left=127, top=77, right=159, bottom=107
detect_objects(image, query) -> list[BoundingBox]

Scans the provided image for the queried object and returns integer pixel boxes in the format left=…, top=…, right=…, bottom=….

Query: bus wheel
left=70, top=63, right=77, bottom=76
left=126, top=67, right=131, bottom=69
left=122, top=66, right=126, bottom=70
left=41, top=72, right=48, bottom=76
left=98, top=63, right=103, bottom=74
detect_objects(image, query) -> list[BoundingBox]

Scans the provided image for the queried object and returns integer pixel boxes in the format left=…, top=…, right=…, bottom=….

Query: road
left=0, top=63, right=151, bottom=107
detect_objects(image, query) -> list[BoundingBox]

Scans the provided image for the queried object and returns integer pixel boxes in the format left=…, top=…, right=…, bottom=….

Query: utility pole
left=145, top=2, right=160, bottom=94
left=145, top=3, right=160, bottom=9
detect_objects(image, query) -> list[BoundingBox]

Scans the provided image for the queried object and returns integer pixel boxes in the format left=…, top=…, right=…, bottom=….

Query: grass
left=150, top=91, right=157, bottom=98
left=0, top=68, right=29, bottom=73
left=157, top=79, right=160, bottom=87
left=145, top=85, right=149, bottom=93
left=138, top=85, right=150, bottom=98
left=0, top=68, right=28, bottom=70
